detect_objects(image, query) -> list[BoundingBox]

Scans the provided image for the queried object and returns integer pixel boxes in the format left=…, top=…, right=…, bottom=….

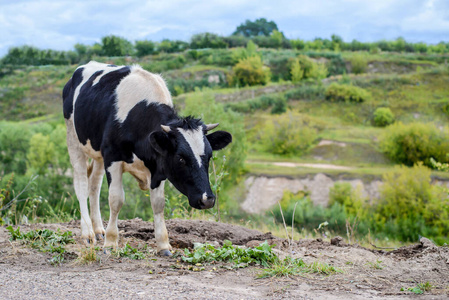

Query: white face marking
left=178, top=128, right=205, bottom=167
left=202, top=192, right=207, bottom=201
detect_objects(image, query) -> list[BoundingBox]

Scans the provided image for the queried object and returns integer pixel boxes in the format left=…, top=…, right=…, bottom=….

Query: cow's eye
left=179, top=157, right=186, bottom=164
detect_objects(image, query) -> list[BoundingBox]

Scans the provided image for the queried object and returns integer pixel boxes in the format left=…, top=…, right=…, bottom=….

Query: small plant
left=181, top=240, right=276, bottom=268
left=6, top=226, right=74, bottom=264
left=113, top=242, right=147, bottom=260
left=373, top=107, right=395, bottom=127
left=401, top=282, right=434, bottom=294
left=366, top=259, right=384, bottom=270
left=258, top=256, right=342, bottom=278
left=325, top=83, right=370, bottom=103
left=79, top=246, right=100, bottom=264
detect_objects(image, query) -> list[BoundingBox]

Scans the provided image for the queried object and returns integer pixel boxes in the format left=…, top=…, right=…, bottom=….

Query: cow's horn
left=161, top=125, right=171, bottom=133
left=205, top=123, right=219, bottom=131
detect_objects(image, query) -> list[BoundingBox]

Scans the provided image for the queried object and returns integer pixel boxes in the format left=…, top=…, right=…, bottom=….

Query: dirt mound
left=117, top=218, right=280, bottom=249
left=1, top=219, right=449, bottom=299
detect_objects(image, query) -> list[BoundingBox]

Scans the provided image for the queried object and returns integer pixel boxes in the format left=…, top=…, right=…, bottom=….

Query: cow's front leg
left=104, top=161, right=124, bottom=249
left=150, top=180, right=172, bottom=256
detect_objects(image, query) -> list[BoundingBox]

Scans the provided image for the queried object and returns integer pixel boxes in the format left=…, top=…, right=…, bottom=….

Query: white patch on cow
left=115, top=65, right=173, bottom=123
left=92, top=64, right=123, bottom=86
left=123, top=154, right=151, bottom=190
left=202, top=192, right=207, bottom=201
left=178, top=128, right=205, bottom=167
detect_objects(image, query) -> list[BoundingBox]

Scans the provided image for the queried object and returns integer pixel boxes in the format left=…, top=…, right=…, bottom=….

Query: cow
left=62, top=61, right=232, bottom=256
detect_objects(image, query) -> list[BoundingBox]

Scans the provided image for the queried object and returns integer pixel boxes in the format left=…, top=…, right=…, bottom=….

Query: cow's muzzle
left=199, top=194, right=215, bottom=209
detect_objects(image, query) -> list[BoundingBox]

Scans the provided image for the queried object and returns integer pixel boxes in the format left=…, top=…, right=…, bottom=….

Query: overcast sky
left=1, top=0, right=448, bottom=56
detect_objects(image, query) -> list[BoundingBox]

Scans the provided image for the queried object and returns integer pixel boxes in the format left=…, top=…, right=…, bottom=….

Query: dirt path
left=247, top=160, right=355, bottom=171
left=1, top=219, right=448, bottom=299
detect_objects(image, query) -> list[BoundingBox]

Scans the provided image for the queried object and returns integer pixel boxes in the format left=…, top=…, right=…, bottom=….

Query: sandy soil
left=1, top=219, right=448, bottom=299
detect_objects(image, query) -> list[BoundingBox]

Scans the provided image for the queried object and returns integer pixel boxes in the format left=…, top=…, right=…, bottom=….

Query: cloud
left=0, top=0, right=447, bottom=56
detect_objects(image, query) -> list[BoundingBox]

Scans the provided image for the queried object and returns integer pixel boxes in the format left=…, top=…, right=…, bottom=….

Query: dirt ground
left=0, top=218, right=448, bottom=299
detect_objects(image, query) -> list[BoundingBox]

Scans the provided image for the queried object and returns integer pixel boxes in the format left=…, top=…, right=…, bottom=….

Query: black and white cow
left=62, top=61, right=232, bottom=255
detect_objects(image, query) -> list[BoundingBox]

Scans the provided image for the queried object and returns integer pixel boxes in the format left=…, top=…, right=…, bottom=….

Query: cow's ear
left=206, top=130, right=232, bottom=151
left=150, top=131, right=173, bottom=154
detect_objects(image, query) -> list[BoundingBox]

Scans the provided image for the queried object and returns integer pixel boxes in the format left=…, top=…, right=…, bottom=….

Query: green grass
left=113, top=242, right=147, bottom=260
left=258, top=256, right=343, bottom=278
left=6, top=226, right=74, bottom=264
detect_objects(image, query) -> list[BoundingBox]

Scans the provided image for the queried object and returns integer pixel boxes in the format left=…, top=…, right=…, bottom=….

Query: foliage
left=225, top=93, right=286, bottom=113
left=325, top=83, right=370, bottom=103
left=379, top=122, right=449, bottom=167
left=259, top=112, right=319, bottom=156
left=328, top=182, right=366, bottom=218
left=270, top=96, right=287, bottom=114
left=101, top=35, right=133, bottom=56
left=7, top=226, right=74, bottom=264
left=231, top=55, right=271, bottom=87
left=135, top=40, right=156, bottom=57
left=373, top=107, right=395, bottom=127
left=285, top=84, right=325, bottom=101
left=374, top=164, right=449, bottom=243
left=349, top=53, right=368, bottom=74
left=258, top=256, right=342, bottom=278
left=190, top=33, right=227, bottom=49
left=181, top=240, right=276, bottom=268
left=401, top=282, right=434, bottom=295
left=182, top=91, right=246, bottom=184
left=290, top=58, right=303, bottom=83
left=113, top=243, right=147, bottom=260
left=232, top=18, right=278, bottom=37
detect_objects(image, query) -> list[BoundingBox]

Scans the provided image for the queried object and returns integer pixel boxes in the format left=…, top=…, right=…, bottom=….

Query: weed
left=366, top=259, right=384, bottom=270
left=6, top=226, right=74, bottom=264
left=181, top=240, right=276, bottom=268
left=113, top=243, right=147, bottom=260
left=79, top=246, right=101, bottom=264
left=258, top=256, right=343, bottom=278
left=401, top=281, right=434, bottom=294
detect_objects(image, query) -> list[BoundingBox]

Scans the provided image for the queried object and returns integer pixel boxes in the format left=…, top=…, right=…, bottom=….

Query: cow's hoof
left=95, top=233, right=104, bottom=241
left=103, top=247, right=113, bottom=255
left=158, top=249, right=172, bottom=257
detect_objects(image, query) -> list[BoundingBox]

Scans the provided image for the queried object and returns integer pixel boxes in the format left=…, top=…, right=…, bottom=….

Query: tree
left=135, top=40, right=155, bottom=57
left=232, top=55, right=271, bottom=86
left=101, top=35, right=133, bottom=56
left=190, top=32, right=227, bottom=49
left=232, top=18, right=278, bottom=37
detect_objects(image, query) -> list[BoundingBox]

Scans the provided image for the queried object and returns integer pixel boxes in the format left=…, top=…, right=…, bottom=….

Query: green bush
left=270, top=97, right=287, bottom=114
left=375, top=164, right=449, bottom=243
left=260, top=112, right=318, bottom=156
left=225, top=93, right=284, bottom=113
left=285, top=85, right=325, bottom=101
left=325, top=83, right=370, bottom=103
left=349, top=53, right=368, bottom=74
left=232, top=56, right=271, bottom=86
left=328, top=182, right=366, bottom=218
left=373, top=107, right=395, bottom=127
left=379, top=122, right=449, bottom=167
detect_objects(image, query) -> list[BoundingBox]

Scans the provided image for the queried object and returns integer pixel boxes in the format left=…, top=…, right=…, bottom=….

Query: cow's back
left=63, top=61, right=173, bottom=153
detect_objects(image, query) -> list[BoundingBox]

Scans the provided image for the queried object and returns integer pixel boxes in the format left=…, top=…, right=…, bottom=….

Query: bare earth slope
left=0, top=219, right=448, bottom=299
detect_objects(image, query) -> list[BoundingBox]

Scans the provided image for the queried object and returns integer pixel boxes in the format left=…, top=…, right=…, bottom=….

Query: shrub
left=375, top=164, right=449, bottom=242
left=135, top=40, right=155, bottom=57
left=349, top=53, right=368, bottom=74
left=328, top=182, right=366, bottom=218
left=373, top=107, right=395, bottom=127
left=225, top=93, right=284, bottom=113
left=232, top=56, right=271, bottom=86
left=270, top=97, right=287, bottom=114
left=379, top=122, right=449, bottom=167
left=325, top=83, right=370, bottom=103
left=260, top=112, right=318, bottom=156
left=285, top=85, right=325, bottom=101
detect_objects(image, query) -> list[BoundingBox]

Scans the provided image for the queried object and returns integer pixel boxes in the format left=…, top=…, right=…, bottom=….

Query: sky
left=1, top=0, right=448, bottom=56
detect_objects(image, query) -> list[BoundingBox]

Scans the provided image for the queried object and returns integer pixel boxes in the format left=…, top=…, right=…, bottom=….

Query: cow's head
left=149, top=118, right=232, bottom=209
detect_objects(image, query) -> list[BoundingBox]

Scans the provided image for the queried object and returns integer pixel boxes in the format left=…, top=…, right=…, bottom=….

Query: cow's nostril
left=200, top=196, right=215, bottom=209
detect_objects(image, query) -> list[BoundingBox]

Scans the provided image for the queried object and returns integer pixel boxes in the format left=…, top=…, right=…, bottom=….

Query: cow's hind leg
left=150, top=180, right=172, bottom=256
left=66, top=120, right=95, bottom=245
left=88, top=159, right=105, bottom=241
left=104, top=161, right=124, bottom=249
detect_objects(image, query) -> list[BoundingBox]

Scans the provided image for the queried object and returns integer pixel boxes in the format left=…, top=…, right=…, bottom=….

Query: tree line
left=2, top=18, right=449, bottom=66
